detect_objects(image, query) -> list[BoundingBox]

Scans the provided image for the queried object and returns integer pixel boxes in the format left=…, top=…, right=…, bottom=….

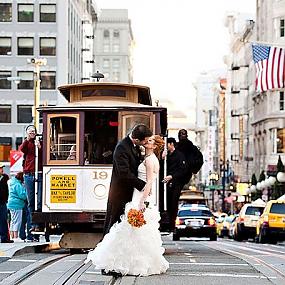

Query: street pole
left=222, top=163, right=226, bottom=212
left=29, top=58, right=46, bottom=212
left=33, top=63, right=40, bottom=131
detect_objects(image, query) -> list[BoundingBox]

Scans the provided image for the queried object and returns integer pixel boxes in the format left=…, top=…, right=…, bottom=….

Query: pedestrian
left=7, top=172, right=27, bottom=242
left=19, top=125, right=43, bottom=237
left=0, top=164, right=13, bottom=243
left=163, top=137, right=187, bottom=232
left=177, top=129, right=203, bottom=186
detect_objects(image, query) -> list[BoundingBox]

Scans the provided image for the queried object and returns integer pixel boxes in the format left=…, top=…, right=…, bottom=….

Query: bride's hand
left=139, top=199, right=146, bottom=212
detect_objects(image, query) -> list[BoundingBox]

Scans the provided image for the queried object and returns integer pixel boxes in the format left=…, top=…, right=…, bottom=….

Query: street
left=0, top=236, right=284, bottom=284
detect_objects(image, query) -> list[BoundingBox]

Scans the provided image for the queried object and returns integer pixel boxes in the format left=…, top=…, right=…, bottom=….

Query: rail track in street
left=204, top=239, right=285, bottom=284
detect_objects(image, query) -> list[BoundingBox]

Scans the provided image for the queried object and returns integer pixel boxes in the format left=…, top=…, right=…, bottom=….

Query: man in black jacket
left=163, top=138, right=187, bottom=232
left=177, top=129, right=195, bottom=185
left=103, top=124, right=153, bottom=236
left=0, top=164, right=13, bottom=243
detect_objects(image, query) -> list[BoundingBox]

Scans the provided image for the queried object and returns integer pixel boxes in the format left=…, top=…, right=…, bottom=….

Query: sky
left=96, top=0, right=256, bottom=122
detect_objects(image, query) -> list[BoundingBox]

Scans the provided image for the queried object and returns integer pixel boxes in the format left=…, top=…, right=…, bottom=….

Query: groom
left=103, top=124, right=153, bottom=236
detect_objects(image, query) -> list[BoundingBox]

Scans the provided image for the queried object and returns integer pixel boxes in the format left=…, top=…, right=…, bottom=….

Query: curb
left=13, top=242, right=60, bottom=257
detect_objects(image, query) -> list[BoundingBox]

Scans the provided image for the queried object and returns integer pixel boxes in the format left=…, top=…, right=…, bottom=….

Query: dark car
left=173, top=204, right=217, bottom=241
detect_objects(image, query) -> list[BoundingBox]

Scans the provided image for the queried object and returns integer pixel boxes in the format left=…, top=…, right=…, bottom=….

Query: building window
left=103, top=30, right=110, bottom=38
left=280, top=91, right=284, bottom=111
left=18, top=4, right=34, bottom=22
left=17, top=71, right=33, bottom=89
left=113, top=59, right=120, bottom=69
left=113, top=30, right=120, bottom=38
left=113, top=44, right=120, bottom=53
left=40, top=37, right=56, bottom=56
left=276, top=128, right=285, bottom=153
left=0, top=4, right=12, bottom=22
left=281, top=19, right=285, bottom=37
left=0, top=105, right=11, bottom=123
left=40, top=4, right=56, bottom=22
left=18, top=38, right=34, bottom=55
left=113, top=71, right=120, bottom=82
left=103, top=44, right=110, bottom=53
left=0, top=71, right=11, bottom=89
left=40, top=71, right=56, bottom=89
left=17, top=105, right=32, bottom=123
left=0, top=37, right=11, bottom=55
left=103, top=59, right=110, bottom=68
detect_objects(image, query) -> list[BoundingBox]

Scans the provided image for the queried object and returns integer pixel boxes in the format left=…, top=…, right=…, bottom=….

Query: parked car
left=233, top=199, right=265, bottom=241
left=173, top=204, right=217, bottom=241
left=217, top=215, right=237, bottom=238
left=256, top=199, right=285, bottom=244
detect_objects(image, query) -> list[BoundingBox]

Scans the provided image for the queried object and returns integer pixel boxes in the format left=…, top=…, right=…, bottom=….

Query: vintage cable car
left=33, top=83, right=167, bottom=249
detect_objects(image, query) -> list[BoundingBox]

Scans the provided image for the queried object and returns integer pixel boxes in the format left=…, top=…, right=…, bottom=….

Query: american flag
left=252, top=44, right=285, bottom=92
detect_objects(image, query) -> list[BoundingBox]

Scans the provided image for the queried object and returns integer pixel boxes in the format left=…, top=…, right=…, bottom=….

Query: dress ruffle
left=85, top=201, right=169, bottom=276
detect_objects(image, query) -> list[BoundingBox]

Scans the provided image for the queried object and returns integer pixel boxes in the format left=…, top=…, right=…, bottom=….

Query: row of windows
left=103, top=43, right=120, bottom=53
left=103, top=59, right=120, bottom=69
left=0, top=105, right=33, bottom=123
left=281, top=19, right=284, bottom=37
left=103, top=29, right=120, bottom=38
left=0, top=37, right=56, bottom=56
left=0, top=71, right=56, bottom=90
left=0, top=3, right=56, bottom=23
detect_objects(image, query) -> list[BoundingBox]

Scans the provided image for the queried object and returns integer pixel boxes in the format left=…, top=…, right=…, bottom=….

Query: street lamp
left=27, top=58, right=47, bottom=132
left=91, top=70, right=104, bottom=82
left=27, top=58, right=46, bottom=212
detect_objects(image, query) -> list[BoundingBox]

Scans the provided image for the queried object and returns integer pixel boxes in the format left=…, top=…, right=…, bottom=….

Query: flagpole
left=241, top=39, right=285, bottom=47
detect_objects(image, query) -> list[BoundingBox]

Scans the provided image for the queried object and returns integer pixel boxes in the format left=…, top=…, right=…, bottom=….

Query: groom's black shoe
left=101, top=269, right=122, bottom=277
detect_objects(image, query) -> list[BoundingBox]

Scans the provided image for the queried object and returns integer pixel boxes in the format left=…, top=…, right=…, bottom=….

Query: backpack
left=188, top=144, right=204, bottom=174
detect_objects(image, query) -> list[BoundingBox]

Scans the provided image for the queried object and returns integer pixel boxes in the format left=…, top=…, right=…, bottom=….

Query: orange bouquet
left=127, top=208, right=146, bottom=228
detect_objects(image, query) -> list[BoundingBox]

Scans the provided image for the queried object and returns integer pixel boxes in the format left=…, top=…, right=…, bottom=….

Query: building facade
left=93, top=9, right=134, bottom=83
left=0, top=0, right=97, bottom=155
left=225, top=13, right=255, bottom=184
left=252, top=0, right=285, bottom=179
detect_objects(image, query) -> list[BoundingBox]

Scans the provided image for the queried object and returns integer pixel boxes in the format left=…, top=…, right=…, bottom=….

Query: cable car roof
left=57, top=82, right=152, bottom=105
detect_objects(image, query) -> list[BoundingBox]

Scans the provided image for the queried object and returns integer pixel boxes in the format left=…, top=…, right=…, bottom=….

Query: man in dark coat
left=163, top=138, right=187, bottom=232
left=0, top=164, right=13, bottom=243
left=103, top=124, right=153, bottom=236
left=177, top=129, right=194, bottom=185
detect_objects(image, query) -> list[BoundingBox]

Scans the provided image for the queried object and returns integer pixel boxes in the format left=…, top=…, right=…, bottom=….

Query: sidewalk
left=0, top=235, right=61, bottom=258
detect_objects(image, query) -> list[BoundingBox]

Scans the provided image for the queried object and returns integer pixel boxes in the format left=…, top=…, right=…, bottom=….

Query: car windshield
left=270, top=203, right=285, bottom=214
left=178, top=209, right=212, bottom=217
left=245, top=206, right=264, bottom=216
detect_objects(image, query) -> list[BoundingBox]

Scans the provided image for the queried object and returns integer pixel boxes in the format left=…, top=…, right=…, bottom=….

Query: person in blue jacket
left=7, top=172, right=27, bottom=242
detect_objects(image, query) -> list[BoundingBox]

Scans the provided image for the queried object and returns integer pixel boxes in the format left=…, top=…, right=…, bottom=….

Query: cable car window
left=120, top=113, right=153, bottom=138
left=48, top=114, right=79, bottom=163
left=84, top=111, right=118, bottom=165
left=81, top=89, right=126, bottom=98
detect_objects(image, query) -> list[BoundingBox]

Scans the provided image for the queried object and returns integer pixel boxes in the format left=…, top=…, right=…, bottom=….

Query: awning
left=0, top=137, right=12, bottom=145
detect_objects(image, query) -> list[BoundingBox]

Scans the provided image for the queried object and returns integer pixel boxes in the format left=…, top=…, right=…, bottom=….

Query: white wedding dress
left=85, top=154, right=169, bottom=276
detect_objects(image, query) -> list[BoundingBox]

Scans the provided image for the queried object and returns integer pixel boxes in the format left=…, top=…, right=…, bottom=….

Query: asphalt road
left=1, top=236, right=285, bottom=284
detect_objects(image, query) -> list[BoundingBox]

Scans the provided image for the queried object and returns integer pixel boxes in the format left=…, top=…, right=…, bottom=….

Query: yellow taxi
left=256, top=199, right=285, bottom=243
left=216, top=215, right=237, bottom=238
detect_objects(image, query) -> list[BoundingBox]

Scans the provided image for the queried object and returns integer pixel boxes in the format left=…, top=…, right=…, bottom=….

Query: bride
left=85, top=135, right=169, bottom=276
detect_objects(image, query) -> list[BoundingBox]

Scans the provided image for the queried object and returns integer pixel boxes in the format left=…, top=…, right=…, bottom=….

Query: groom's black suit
left=103, top=136, right=146, bottom=236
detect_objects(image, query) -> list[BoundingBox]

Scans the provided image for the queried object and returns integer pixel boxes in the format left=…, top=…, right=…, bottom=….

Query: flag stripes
left=252, top=44, right=285, bottom=92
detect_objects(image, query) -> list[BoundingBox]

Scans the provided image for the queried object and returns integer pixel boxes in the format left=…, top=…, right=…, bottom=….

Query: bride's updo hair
left=153, top=135, right=165, bottom=158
